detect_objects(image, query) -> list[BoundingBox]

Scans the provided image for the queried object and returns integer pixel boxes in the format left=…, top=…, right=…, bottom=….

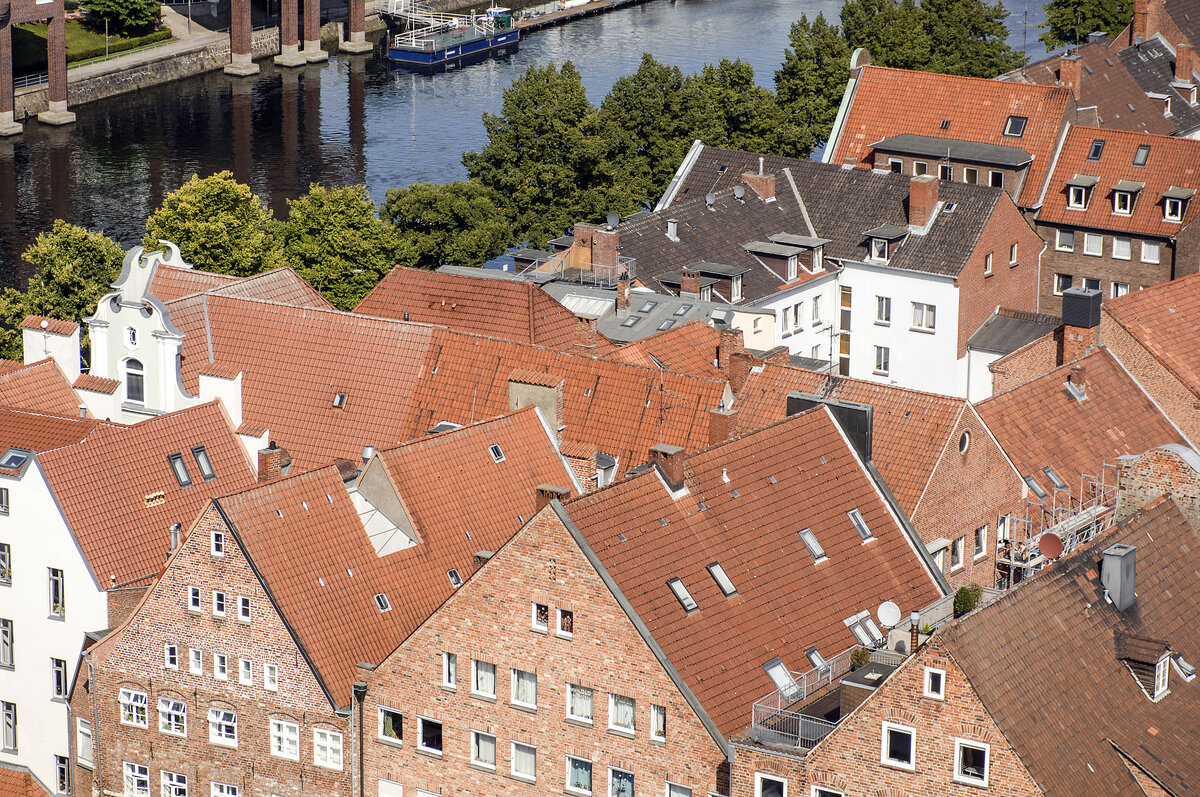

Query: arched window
left=125, top=359, right=145, bottom=404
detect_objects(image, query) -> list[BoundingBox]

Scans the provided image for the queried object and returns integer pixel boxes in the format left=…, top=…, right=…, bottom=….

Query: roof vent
left=361, top=445, right=376, bottom=464
left=666, top=219, right=679, bottom=242
left=1101, top=543, right=1136, bottom=611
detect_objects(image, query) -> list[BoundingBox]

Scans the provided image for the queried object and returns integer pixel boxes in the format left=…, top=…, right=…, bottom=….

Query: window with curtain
left=512, top=742, right=536, bottom=781
left=568, top=684, right=593, bottom=721
left=473, top=660, right=496, bottom=697
left=471, top=731, right=496, bottom=768
left=567, top=757, right=592, bottom=794
left=609, top=767, right=635, bottom=797
left=512, top=669, right=537, bottom=707
left=609, top=694, right=635, bottom=733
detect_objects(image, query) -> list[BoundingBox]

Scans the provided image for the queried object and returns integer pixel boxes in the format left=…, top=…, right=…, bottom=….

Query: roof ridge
left=759, top=360, right=966, bottom=406
left=374, top=406, right=540, bottom=454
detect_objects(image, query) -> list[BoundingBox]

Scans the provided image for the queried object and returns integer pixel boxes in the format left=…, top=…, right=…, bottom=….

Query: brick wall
left=988, top=332, right=1059, bottom=395
left=1034, top=222, right=1173, bottom=314
left=81, top=505, right=349, bottom=797
left=362, top=505, right=727, bottom=797
left=106, top=586, right=148, bottom=629
left=1116, top=448, right=1200, bottom=526
left=869, top=154, right=1024, bottom=203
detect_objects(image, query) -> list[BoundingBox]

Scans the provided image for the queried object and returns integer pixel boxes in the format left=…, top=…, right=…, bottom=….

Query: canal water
left=0, top=0, right=1047, bottom=287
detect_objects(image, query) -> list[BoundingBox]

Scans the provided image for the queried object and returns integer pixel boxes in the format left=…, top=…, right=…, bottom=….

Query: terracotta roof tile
left=0, top=763, right=52, bottom=797
left=73, top=373, right=120, bottom=394
left=207, top=268, right=335, bottom=309
left=0, top=359, right=23, bottom=375
left=508, top=368, right=563, bottom=387
left=1105, top=270, right=1200, bottom=395
left=735, top=363, right=965, bottom=514
left=602, top=321, right=725, bottom=380
left=0, top=407, right=102, bottom=453
left=19, top=315, right=79, bottom=335
left=235, top=421, right=268, bottom=437
left=829, top=65, right=1073, bottom=206
left=564, top=408, right=943, bottom=736
left=1038, top=126, right=1200, bottom=235
left=0, top=359, right=81, bottom=415
left=148, top=265, right=241, bottom=302
left=197, top=363, right=242, bottom=380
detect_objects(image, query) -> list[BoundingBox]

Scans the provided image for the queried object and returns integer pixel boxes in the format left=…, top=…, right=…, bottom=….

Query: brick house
left=359, top=407, right=946, bottom=797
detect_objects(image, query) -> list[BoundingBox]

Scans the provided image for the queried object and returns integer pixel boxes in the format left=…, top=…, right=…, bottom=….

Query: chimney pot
left=908, top=174, right=940, bottom=227
left=1069, top=364, right=1087, bottom=386
left=909, top=611, right=921, bottom=654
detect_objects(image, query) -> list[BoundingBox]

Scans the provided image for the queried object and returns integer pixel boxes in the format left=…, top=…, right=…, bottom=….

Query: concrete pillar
left=38, top=15, right=75, bottom=125
left=275, top=0, right=306, bottom=66
left=341, top=0, right=372, bottom=53
left=0, top=23, right=21, bottom=136
left=303, top=0, right=327, bottom=62
left=225, top=0, right=260, bottom=76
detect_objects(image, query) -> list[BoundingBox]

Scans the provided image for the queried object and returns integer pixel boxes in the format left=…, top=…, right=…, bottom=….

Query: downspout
left=87, top=651, right=102, bottom=795
left=353, top=681, right=368, bottom=797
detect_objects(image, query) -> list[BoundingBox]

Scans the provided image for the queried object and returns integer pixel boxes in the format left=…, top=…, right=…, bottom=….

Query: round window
left=959, top=431, right=971, bottom=454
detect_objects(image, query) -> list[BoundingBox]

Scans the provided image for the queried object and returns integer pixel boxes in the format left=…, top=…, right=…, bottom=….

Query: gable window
left=125, top=359, right=145, bottom=404
left=650, top=704, right=666, bottom=741
left=511, top=669, right=538, bottom=709
left=49, top=568, right=65, bottom=617
left=1134, top=144, right=1150, bottom=166
left=188, top=586, right=201, bottom=612
left=168, top=454, right=192, bottom=488
left=1068, top=186, right=1088, bottom=209
left=568, top=683, right=594, bottom=722
left=119, top=689, right=148, bottom=727
left=532, top=602, right=549, bottom=632
left=211, top=529, right=224, bottom=557
left=954, top=739, right=990, bottom=786
left=707, top=562, right=737, bottom=596
left=314, top=729, right=343, bottom=770
left=754, top=773, right=786, bottom=797
left=472, top=659, right=496, bottom=699
left=558, top=608, right=574, bottom=637
left=1009, top=242, right=1019, bottom=265
left=270, top=719, right=299, bottom=760
left=1165, top=197, right=1184, bottom=221
left=950, top=537, right=964, bottom=570
left=1114, top=191, right=1133, bottom=215
left=875, top=296, right=891, bottom=324
left=52, top=658, right=68, bottom=697
left=848, top=509, right=874, bottom=541
left=379, top=708, right=403, bottom=743
left=512, top=741, right=537, bottom=783
left=192, top=446, right=215, bottom=481
left=984, top=252, right=993, bottom=276
left=608, top=766, right=635, bottom=797
left=161, top=771, right=186, bottom=797
left=417, top=717, right=442, bottom=755
left=923, top=666, right=945, bottom=699
left=667, top=578, right=699, bottom=613
left=938, top=163, right=952, bottom=181
left=799, top=528, right=826, bottom=562
left=1003, top=115, right=1027, bottom=137
left=989, top=170, right=1004, bottom=189
left=1113, top=236, right=1132, bottom=260
left=208, top=708, right=237, bottom=747
left=609, top=694, right=636, bottom=735
left=123, top=763, right=149, bottom=797
left=881, top=721, right=916, bottom=770
left=567, top=756, right=593, bottom=796
left=911, top=302, right=936, bottom=331
left=974, top=525, right=988, bottom=559
left=1056, top=228, right=1075, bottom=252
left=1087, top=139, right=1105, bottom=160
left=441, top=652, right=456, bottom=689
left=470, top=730, right=497, bottom=770
left=76, top=719, right=92, bottom=767
left=963, top=167, right=978, bottom=185
left=869, top=238, right=888, bottom=262
left=1142, top=240, right=1161, bottom=264
left=158, top=698, right=186, bottom=736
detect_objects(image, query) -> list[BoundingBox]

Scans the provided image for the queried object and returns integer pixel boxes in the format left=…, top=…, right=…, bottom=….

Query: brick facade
left=870, top=153, right=1025, bottom=205
left=988, top=332, right=1059, bottom=395
left=1035, top=221, right=1173, bottom=314
left=361, top=505, right=727, bottom=797
left=1116, top=447, right=1200, bottom=526
left=78, top=505, right=349, bottom=797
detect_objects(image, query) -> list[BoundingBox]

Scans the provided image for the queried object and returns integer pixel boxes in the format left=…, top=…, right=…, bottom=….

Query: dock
left=514, top=0, right=646, bottom=33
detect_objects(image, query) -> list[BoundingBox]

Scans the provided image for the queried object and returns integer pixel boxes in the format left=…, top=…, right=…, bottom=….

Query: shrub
left=850, top=646, right=872, bottom=667
left=953, top=583, right=984, bottom=616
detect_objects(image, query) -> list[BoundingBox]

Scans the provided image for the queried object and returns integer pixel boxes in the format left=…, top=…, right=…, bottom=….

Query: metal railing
left=916, top=587, right=1004, bottom=631
left=517, top=253, right=634, bottom=287
left=752, top=646, right=854, bottom=717
left=14, top=73, right=48, bottom=89
left=750, top=705, right=839, bottom=750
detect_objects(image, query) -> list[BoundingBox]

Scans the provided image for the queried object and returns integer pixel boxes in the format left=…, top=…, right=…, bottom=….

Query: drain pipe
left=353, top=681, right=368, bottom=797
left=86, top=651, right=102, bottom=794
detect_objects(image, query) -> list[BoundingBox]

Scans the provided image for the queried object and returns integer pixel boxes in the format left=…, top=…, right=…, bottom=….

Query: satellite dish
left=1039, top=532, right=1064, bottom=559
left=606, top=211, right=620, bottom=229
left=733, top=185, right=746, bottom=200
left=877, top=600, right=901, bottom=628
left=705, top=192, right=717, bottom=207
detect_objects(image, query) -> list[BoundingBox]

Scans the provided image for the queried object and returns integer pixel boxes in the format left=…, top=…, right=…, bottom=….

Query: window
left=441, top=652, right=456, bottom=689
left=609, top=693, right=635, bottom=734
left=763, top=657, right=801, bottom=701
left=924, top=667, right=945, bottom=699
left=1113, top=236, right=1132, bottom=260
left=950, top=536, right=964, bottom=570
left=333, top=392, right=347, bottom=409
left=264, top=663, right=279, bottom=691
left=489, top=444, right=505, bottom=463
left=1084, top=232, right=1103, bottom=256
left=638, top=300, right=659, bottom=313
left=974, top=525, right=987, bottom=559
left=668, top=784, right=692, bottom=797
left=1068, top=185, right=1088, bottom=208
left=875, top=296, right=891, bottom=324
left=674, top=304, right=692, bottom=317
left=667, top=578, right=698, bottom=613
left=1165, top=197, right=1184, bottom=221
left=1084, top=277, right=1101, bottom=292
left=812, top=295, right=822, bottom=325
left=512, top=668, right=538, bottom=708
left=532, top=602, right=549, bottom=632
left=881, top=722, right=915, bottom=769
left=158, top=698, right=186, bottom=736
left=1056, top=228, right=1075, bottom=251
left=56, top=755, right=70, bottom=794
left=1003, top=115, right=1027, bottom=136
left=1142, top=240, right=1161, bottom=264
left=417, top=717, right=442, bottom=754
left=558, top=608, right=574, bottom=637
left=168, top=453, right=192, bottom=488
left=374, top=593, right=391, bottom=612
left=567, top=756, right=593, bottom=795
left=211, top=785, right=238, bottom=797
left=888, top=158, right=902, bottom=173
left=44, top=567, right=66, bottom=617
left=161, top=771, right=187, bottom=797
left=732, top=275, right=743, bottom=302
left=621, top=316, right=642, bottom=328
left=568, top=684, right=594, bottom=722
left=125, top=359, right=145, bottom=404
left=938, top=163, right=952, bottom=181
left=1112, top=282, right=1131, bottom=298
left=848, top=509, right=874, bottom=541
left=609, top=767, right=635, bottom=797
left=187, top=586, right=200, bottom=612
left=792, top=303, right=803, bottom=330
left=1134, top=144, right=1150, bottom=166
left=512, top=741, right=537, bottom=782
left=314, top=729, right=343, bottom=770
left=120, top=689, right=148, bottom=727
left=707, top=562, right=737, bottom=596
left=211, top=529, right=224, bottom=556
left=472, top=659, right=496, bottom=698
left=208, top=708, right=236, bottom=747
left=189, top=648, right=202, bottom=675
left=811, top=790, right=841, bottom=797
left=984, top=252, right=993, bottom=275
left=235, top=597, right=251, bottom=623
left=53, top=658, right=68, bottom=697
left=270, top=719, right=299, bottom=760
left=1087, top=138, right=1105, bottom=160
left=754, top=773, right=786, bottom=797
left=954, top=739, right=990, bottom=786
left=869, top=238, right=888, bottom=262
left=1, top=702, right=15, bottom=752
left=911, top=302, right=935, bottom=331
left=1053, top=273, right=1073, bottom=295
left=239, top=658, right=252, bottom=685
left=1008, top=242, right=1019, bottom=266
left=379, top=707, right=402, bottom=742
left=845, top=611, right=884, bottom=647
left=0, top=619, right=10, bottom=668
left=0, top=543, right=9, bottom=584
left=214, top=653, right=228, bottom=680
left=989, top=170, right=1004, bottom=188
left=448, top=569, right=463, bottom=588
left=470, top=730, right=496, bottom=769
left=77, top=719, right=93, bottom=767
left=650, top=704, right=666, bottom=741
left=964, top=167, right=978, bottom=184
left=123, top=762, right=149, bottom=797
left=1154, top=656, right=1170, bottom=698
left=213, top=591, right=226, bottom=617
left=191, top=446, right=215, bottom=481
left=959, top=431, right=971, bottom=454
left=164, top=644, right=178, bottom=669
left=1114, top=191, right=1133, bottom=215
left=798, top=528, right=826, bottom=562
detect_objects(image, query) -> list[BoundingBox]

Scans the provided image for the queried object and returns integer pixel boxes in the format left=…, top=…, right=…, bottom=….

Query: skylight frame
left=667, top=578, right=699, bottom=613
left=447, top=569, right=463, bottom=588
left=847, top=509, right=874, bottom=542
left=1087, top=139, right=1105, bottom=160
left=1003, top=115, right=1027, bottom=137
left=0, top=449, right=29, bottom=471
left=798, top=528, right=827, bottom=562
left=673, top=304, right=693, bottom=317
left=1133, top=144, right=1151, bottom=166
left=374, top=593, right=392, bottom=613
left=706, top=563, right=737, bottom=596
left=637, top=300, right=659, bottom=313
left=762, top=657, right=802, bottom=702
left=167, top=453, right=192, bottom=488
left=191, top=446, right=216, bottom=481
left=489, top=445, right=505, bottom=463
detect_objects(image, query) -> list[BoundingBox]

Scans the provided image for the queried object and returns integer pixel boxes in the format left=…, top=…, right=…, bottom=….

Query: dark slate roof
left=968, top=308, right=1062, bottom=354
left=1118, top=39, right=1200, bottom=134
left=872, top=133, right=1032, bottom=167
left=1166, top=0, right=1200, bottom=49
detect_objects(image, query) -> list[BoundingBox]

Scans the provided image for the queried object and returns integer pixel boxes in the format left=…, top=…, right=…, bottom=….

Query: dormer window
left=1166, top=197, right=1184, bottom=221
left=1154, top=656, right=1170, bottom=699
left=1003, top=115, right=1027, bottom=137
left=787, top=256, right=797, bottom=281
left=1068, top=186, right=1088, bottom=209
left=1114, top=191, right=1133, bottom=215
left=869, top=238, right=888, bottom=262
left=731, top=275, right=742, bottom=302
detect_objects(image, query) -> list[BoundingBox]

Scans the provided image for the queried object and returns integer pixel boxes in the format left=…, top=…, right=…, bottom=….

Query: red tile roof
left=73, top=373, right=120, bottom=394
left=148, top=265, right=241, bottom=303
left=564, top=408, right=943, bottom=735
left=829, top=65, right=1073, bottom=206
left=37, top=402, right=257, bottom=587
left=218, top=408, right=578, bottom=705
left=0, top=358, right=82, bottom=415
left=1037, top=125, right=1200, bottom=236
left=1105, top=271, right=1200, bottom=395
left=206, top=268, right=335, bottom=309
left=602, top=321, right=725, bottom=381
left=19, top=315, right=79, bottom=335
left=0, top=763, right=51, bottom=797
left=0, top=407, right=101, bottom=454
left=735, top=364, right=966, bottom=514
left=354, top=267, right=616, bottom=353
left=974, top=347, right=1187, bottom=493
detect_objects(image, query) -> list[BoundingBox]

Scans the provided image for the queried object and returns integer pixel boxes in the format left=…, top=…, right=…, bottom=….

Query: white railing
left=750, top=705, right=839, bottom=750
left=14, top=73, right=48, bottom=89
left=752, top=646, right=855, bottom=716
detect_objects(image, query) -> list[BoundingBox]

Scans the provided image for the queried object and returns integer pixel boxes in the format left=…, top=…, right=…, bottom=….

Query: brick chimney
left=573, top=223, right=619, bottom=271
left=1176, top=43, right=1195, bottom=83
left=709, top=404, right=737, bottom=445
left=535, top=484, right=571, bottom=511
left=1059, top=53, right=1082, bottom=99
left=1069, top=363, right=1087, bottom=389
left=616, top=277, right=631, bottom=311
left=741, top=172, right=776, bottom=202
left=649, top=443, right=686, bottom=488
left=1057, top=287, right=1101, bottom=365
left=575, top=318, right=599, bottom=350
left=258, top=442, right=283, bottom=483
left=680, top=267, right=701, bottom=300
left=728, top=352, right=756, bottom=394
left=908, top=174, right=939, bottom=228
left=1133, top=0, right=1148, bottom=40
left=717, top=327, right=746, bottom=377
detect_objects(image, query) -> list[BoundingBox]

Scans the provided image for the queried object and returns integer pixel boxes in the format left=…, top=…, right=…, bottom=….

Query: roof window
left=798, top=528, right=827, bottom=562
left=667, top=578, right=699, bottom=613
left=1133, top=144, right=1151, bottom=166
left=1087, top=139, right=1105, bottom=160
left=192, top=446, right=215, bottom=481
left=762, top=657, right=802, bottom=702
left=333, top=392, right=347, bottom=409
left=673, top=304, right=693, bottom=316
left=1003, top=115, right=1027, bottom=137
left=845, top=610, right=885, bottom=647
left=848, top=508, right=874, bottom=541
left=1172, top=653, right=1197, bottom=681
left=620, top=315, right=642, bottom=328
left=806, top=647, right=831, bottom=676
left=940, top=119, right=950, bottom=129
left=638, top=301, right=659, bottom=313
left=657, top=319, right=676, bottom=331
left=168, top=453, right=192, bottom=488
left=374, top=593, right=391, bottom=612
left=1042, top=467, right=1067, bottom=491
left=707, top=562, right=737, bottom=596
left=0, top=449, right=29, bottom=470
left=489, top=445, right=505, bottom=463
left=1023, top=475, right=1049, bottom=500
left=447, top=569, right=463, bottom=588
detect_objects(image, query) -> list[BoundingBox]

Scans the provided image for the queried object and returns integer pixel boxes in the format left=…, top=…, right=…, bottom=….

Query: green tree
left=683, top=58, right=811, bottom=157
left=924, top=0, right=1025, bottom=77
left=841, top=0, right=931, bottom=71
left=463, top=61, right=638, bottom=245
left=774, top=13, right=852, bottom=151
left=84, top=0, right=160, bottom=35
left=144, top=172, right=280, bottom=277
left=279, top=184, right=404, bottom=310
left=1040, top=0, right=1132, bottom=48
left=381, top=181, right=513, bottom=270
left=0, top=221, right=125, bottom=361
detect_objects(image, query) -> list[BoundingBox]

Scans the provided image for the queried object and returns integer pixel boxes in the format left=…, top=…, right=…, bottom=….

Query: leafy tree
left=841, top=0, right=931, bottom=71
left=1040, top=0, right=1132, bottom=48
left=279, top=184, right=404, bottom=310
left=144, top=172, right=280, bottom=277
left=683, top=58, right=811, bottom=158
left=84, top=0, right=160, bottom=35
left=0, top=221, right=124, bottom=361
left=924, top=0, right=1025, bottom=77
left=774, top=13, right=852, bottom=151
left=381, top=181, right=513, bottom=270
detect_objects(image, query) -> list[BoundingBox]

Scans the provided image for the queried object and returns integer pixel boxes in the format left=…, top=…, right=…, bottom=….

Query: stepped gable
left=564, top=408, right=943, bottom=736
left=0, top=358, right=81, bottom=416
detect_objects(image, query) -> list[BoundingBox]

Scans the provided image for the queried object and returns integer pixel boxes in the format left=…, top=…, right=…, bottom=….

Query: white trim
left=880, top=721, right=916, bottom=770
left=753, top=772, right=787, bottom=797
left=923, top=666, right=946, bottom=699
left=953, top=737, right=990, bottom=787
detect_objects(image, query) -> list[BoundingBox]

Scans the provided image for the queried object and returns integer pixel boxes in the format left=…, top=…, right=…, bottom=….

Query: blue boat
left=386, top=3, right=519, bottom=72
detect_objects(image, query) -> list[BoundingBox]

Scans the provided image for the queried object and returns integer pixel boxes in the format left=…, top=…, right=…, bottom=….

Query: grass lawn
left=13, top=19, right=171, bottom=77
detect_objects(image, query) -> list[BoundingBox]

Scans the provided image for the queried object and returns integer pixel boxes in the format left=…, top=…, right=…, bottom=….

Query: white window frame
left=880, top=721, right=916, bottom=770
left=873, top=345, right=889, bottom=376
left=48, top=567, right=65, bottom=617
left=1141, top=240, right=1161, bottom=264
left=964, top=167, right=978, bottom=185
left=239, top=658, right=252, bottom=685
left=1084, top=232, right=1103, bottom=256
left=609, top=693, right=636, bottom=735
left=1154, top=656, right=1170, bottom=698
left=270, top=718, right=300, bottom=761
left=212, top=590, right=226, bottom=618
left=52, top=657, right=68, bottom=697
left=416, top=716, right=443, bottom=755
left=213, top=653, right=228, bottom=680
left=1113, top=236, right=1132, bottom=261
left=123, top=762, right=149, bottom=797
left=608, top=766, right=635, bottom=797
left=989, top=170, right=1004, bottom=189
left=1165, top=197, right=1184, bottom=221
left=953, top=738, right=990, bottom=787
left=531, top=602, right=549, bottom=633
left=76, top=719, right=93, bottom=767
left=911, top=302, right=936, bottom=331
left=650, top=703, right=666, bottom=742
left=238, top=596, right=251, bottom=623
left=189, top=648, right=202, bottom=675
left=378, top=707, right=403, bottom=744
left=567, top=683, right=594, bottom=723
left=1068, top=185, right=1088, bottom=209
left=557, top=607, right=574, bottom=638
left=869, top=238, right=888, bottom=262
left=511, top=668, right=538, bottom=709
left=1112, top=281, right=1131, bottom=298
left=754, top=773, right=786, bottom=797
left=1084, top=277, right=1101, bottom=293
left=158, top=698, right=186, bottom=737
left=950, top=537, right=964, bottom=571
left=470, top=729, right=497, bottom=770
left=313, top=728, right=344, bottom=770
left=511, top=741, right=537, bottom=783
left=161, top=771, right=187, bottom=797
left=188, top=586, right=201, bottom=613
left=1009, top=241, right=1018, bottom=265
left=441, top=652, right=456, bottom=689
left=119, top=689, right=148, bottom=728
left=211, top=529, right=224, bottom=557
left=923, top=666, right=946, bottom=699
left=974, top=525, right=988, bottom=559
left=1056, top=228, right=1075, bottom=251
left=471, top=659, right=496, bottom=699
left=912, top=161, right=928, bottom=176
left=1113, top=191, right=1133, bottom=215
left=211, top=784, right=238, bottom=797
left=875, top=296, right=891, bottom=325
left=164, top=644, right=178, bottom=670
left=566, top=756, right=594, bottom=796
left=810, top=789, right=842, bottom=797
left=208, top=707, right=237, bottom=747
left=984, top=252, right=993, bottom=275
left=264, top=663, right=279, bottom=691
left=1053, top=273, right=1073, bottom=296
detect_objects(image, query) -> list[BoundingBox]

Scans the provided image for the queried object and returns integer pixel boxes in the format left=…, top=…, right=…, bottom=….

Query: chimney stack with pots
left=742, top=172, right=776, bottom=202
left=258, top=441, right=284, bottom=483
left=680, top=267, right=701, bottom=300
left=616, top=277, right=631, bottom=311
left=535, top=484, right=571, bottom=511
left=1059, top=53, right=1083, bottom=99
left=649, top=444, right=686, bottom=489
left=908, top=174, right=940, bottom=227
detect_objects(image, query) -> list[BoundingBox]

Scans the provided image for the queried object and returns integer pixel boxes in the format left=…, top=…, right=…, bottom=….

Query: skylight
left=489, top=445, right=505, bottom=463
left=762, top=657, right=802, bottom=702
left=192, top=446, right=215, bottom=481
left=667, top=578, right=699, bottom=613
left=798, top=528, right=826, bottom=562
left=657, top=319, right=675, bottom=331
left=1087, top=139, right=1105, bottom=160
left=1042, top=467, right=1067, bottom=490
left=333, top=392, right=347, bottom=409
left=167, top=453, right=192, bottom=488
left=638, top=301, right=659, bottom=313
left=374, top=593, right=392, bottom=612
left=1023, top=475, right=1049, bottom=500
left=806, top=647, right=830, bottom=675
left=0, top=449, right=30, bottom=470
left=1134, top=145, right=1151, bottom=166
left=1003, top=115, right=1027, bottom=137
left=707, top=562, right=737, bottom=596
left=448, top=569, right=463, bottom=588
left=673, top=304, right=693, bottom=316
left=620, top=316, right=642, bottom=328
left=848, top=508, right=874, bottom=541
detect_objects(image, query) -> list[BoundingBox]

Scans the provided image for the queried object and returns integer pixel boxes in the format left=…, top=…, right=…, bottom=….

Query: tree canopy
left=841, top=0, right=932, bottom=71
left=84, top=0, right=160, bottom=35
left=775, top=13, right=852, bottom=149
left=1040, top=0, right=1132, bottom=48
left=382, top=181, right=513, bottom=270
